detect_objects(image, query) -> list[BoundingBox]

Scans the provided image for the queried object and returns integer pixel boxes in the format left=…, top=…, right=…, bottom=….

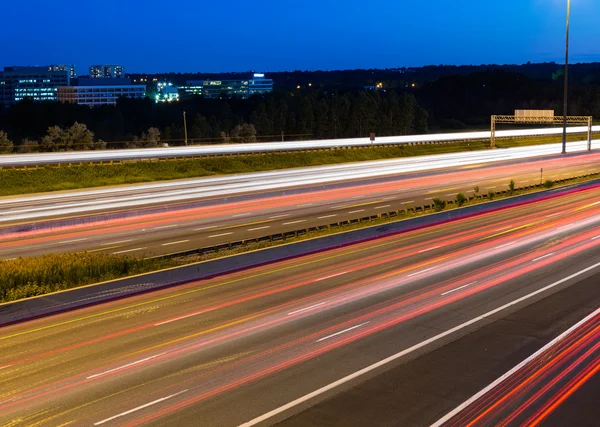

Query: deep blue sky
left=4, top=0, right=599, bottom=74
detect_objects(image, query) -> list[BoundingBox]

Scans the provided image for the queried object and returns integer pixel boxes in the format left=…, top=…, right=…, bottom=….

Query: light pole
left=183, top=111, right=188, bottom=146
left=562, top=0, right=571, bottom=154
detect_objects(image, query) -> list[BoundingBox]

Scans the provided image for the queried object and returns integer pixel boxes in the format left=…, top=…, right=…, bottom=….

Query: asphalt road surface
left=1, top=148, right=600, bottom=259
left=1, top=186, right=600, bottom=426
left=279, top=265, right=600, bottom=427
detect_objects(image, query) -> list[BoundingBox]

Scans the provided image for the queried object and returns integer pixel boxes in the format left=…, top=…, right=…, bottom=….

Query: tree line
left=1, top=68, right=600, bottom=153
left=0, top=89, right=429, bottom=151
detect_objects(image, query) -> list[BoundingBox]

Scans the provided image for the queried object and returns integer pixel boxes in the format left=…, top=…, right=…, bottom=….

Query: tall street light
left=562, top=0, right=571, bottom=154
left=183, top=111, right=188, bottom=146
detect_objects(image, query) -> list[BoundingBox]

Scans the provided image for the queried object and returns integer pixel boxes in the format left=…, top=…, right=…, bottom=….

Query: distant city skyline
left=3, top=0, right=599, bottom=74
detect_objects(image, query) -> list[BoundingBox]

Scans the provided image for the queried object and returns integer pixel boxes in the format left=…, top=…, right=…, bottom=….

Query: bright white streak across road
left=0, top=139, right=598, bottom=224
left=0, top=126, right=597, bottom=167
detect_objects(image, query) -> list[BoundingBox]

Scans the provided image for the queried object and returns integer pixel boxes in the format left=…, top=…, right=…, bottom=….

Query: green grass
left=3, top=171, right=599, bottom=304
left=0, top=133, right=590, bottom=197
left=0, top=253, right=183, bottom=303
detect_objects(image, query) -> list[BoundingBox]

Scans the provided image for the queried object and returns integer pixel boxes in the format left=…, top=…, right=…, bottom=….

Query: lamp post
left=562, top=0, right=571, bottom=154
left=183, top=111, right=188, bottom=146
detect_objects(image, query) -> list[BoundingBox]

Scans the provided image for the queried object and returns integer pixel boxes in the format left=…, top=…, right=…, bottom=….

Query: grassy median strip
left=2, top=171, right=599, bottom=304
left=0, top=253, right=184, bottom=303
left=0, top=134, right=588, bottom=197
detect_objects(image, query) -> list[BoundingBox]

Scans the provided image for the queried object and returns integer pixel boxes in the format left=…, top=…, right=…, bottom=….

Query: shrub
left=0, top=130, right=13, bottom=153
left=544, top=179, right=555, bottom=188
left=19, top=139, right=40, bottom=153
left=433, top=197, right=447, bottom=212
left=509, top=180, right=515, bottom=194
left=455, top=192, right=467, bottom=207
left=473, top=185, right=479, bottom=195
left=0, top=253, right=180, bottom=303
left=487, top=190, right=495, bottom=200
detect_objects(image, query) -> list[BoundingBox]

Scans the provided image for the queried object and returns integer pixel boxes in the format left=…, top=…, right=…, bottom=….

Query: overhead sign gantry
left=491, top=110, right=593, bottom=151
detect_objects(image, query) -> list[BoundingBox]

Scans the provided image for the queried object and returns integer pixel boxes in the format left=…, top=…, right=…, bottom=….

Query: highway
left=2, top=143, right=600, bottom=259
left=0, top=126, right=597, bottom=167
left=434, top=307, right=600, bottom=427
left=1, top=185, right=600, bottom=426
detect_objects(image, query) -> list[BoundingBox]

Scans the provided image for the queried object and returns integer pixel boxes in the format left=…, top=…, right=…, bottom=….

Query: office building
left=248, top=74, right=273, bottom=96
left=57, top=77, right=145, bottom=107
left=89, top=65, right=124, bottom=79
left=155, top=82, right=179, bottom=103
left=181, top=73, right=273, bottom=99
left=50, top=64, right=77, bottom=80
left=0, top=65, right=73, bottom=104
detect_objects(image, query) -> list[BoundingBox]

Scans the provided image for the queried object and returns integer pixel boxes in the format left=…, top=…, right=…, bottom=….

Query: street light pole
left=183, top=111, right=188, bottom=146
left=562, top=0, right=571, bottom=154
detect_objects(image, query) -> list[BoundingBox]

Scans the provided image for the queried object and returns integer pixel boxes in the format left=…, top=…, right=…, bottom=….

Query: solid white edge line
left=93, top=389, right=188, bottom=425
left=238, top=261, right=600, bottom=427
left=316, top=322, right=370, bottom=343
left=430, top=305, right=600, bottom=427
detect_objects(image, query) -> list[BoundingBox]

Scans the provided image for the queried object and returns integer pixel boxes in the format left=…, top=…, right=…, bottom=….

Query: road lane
left=1, top=188, right=600, bottom=425
left=434, top=308, right=600, bottom=427
left=0, top=126, right=596, bottom=167
left=1, top=150, right=600, bottom=259
left=277, top=262, right=600, bottom=427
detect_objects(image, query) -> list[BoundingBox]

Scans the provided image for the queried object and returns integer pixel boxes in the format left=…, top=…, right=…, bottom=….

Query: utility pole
left=562, top=0, right=571, bottom=154
left=183, top=111, right=188, bottom=146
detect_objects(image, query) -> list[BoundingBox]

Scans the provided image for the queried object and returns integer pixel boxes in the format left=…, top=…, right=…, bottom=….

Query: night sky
left=4, top=0, right=599, bottom=74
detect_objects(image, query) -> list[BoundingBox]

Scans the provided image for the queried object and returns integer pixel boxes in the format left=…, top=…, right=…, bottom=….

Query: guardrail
left=2, top=177, right=599, bottom=327
left=158, top=171, right=600, bottom=258
left=1, top=126, right=599, bottom=168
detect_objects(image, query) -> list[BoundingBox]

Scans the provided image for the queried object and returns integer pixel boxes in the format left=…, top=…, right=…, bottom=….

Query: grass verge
left=0, top=253, right=184, bottom=303
left=0, top=134, right=589, bottom=197
left=3, top=171, right=599, bottom=304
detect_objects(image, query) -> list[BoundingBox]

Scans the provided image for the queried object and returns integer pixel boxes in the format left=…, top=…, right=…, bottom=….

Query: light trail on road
left=1, top=148, right=600, bottom=259
left=434, top=308, right=600, bottom=427
left=0, top=126, right=596, bottom=167
left=1, top=186, right=600, bottom=425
